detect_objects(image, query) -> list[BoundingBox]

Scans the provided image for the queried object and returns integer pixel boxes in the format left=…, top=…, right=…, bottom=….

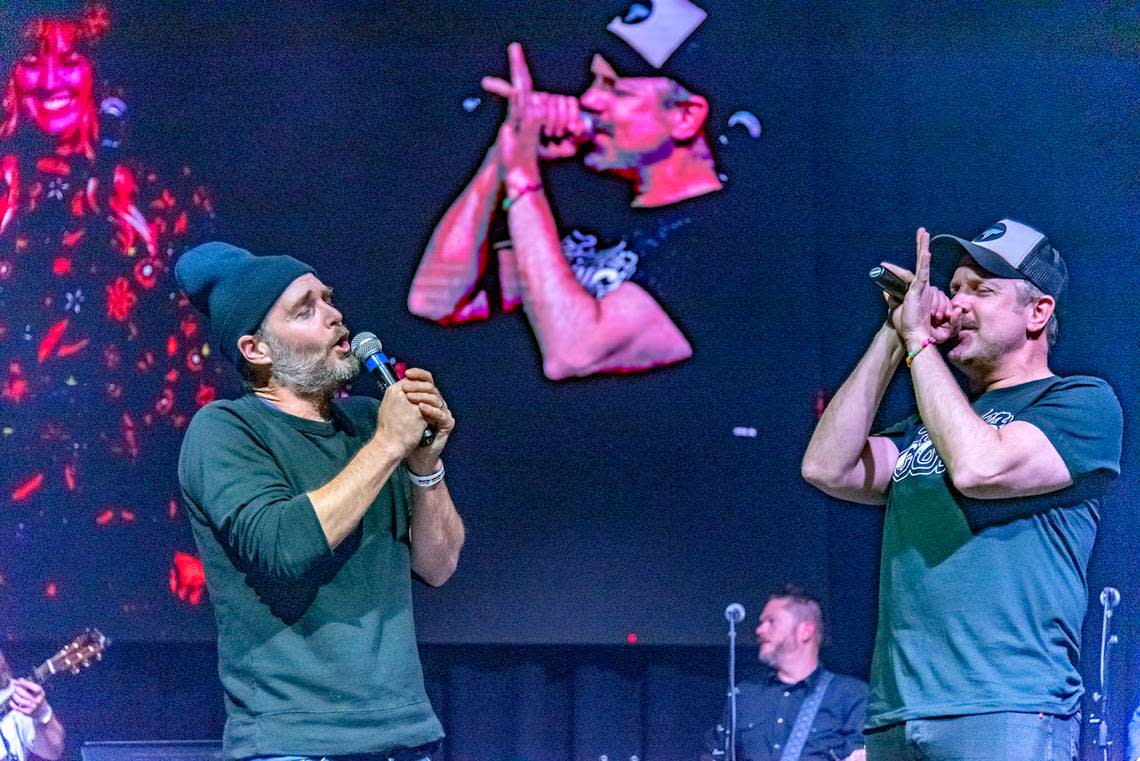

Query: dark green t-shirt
left=866, top=375, right=1122, bottom=728
left=178, top=393, right=443, bottom=759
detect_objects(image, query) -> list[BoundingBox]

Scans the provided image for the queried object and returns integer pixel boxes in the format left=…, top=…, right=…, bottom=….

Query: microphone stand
left=1089, top=590, right=1121, bottom=761
left=725, top=615, right=740, bottom=761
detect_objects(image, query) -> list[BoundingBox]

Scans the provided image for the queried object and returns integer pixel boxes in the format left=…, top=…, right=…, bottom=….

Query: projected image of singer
left=174, top=242, right=463, bottom=760
left=802, top=221, right=1123, bottom=760
left=408, top=43, right=722, bottom=379
left=703, top=588, right=867, bottom=761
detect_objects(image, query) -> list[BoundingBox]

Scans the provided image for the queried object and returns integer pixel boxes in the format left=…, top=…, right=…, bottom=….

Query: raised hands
left=882, top=227, right=959, bottom=349
left=482, top=43, right=587, bottom=169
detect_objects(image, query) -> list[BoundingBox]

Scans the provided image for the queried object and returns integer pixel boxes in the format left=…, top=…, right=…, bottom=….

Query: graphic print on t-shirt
left=892, top=409, right=1014, bottom=482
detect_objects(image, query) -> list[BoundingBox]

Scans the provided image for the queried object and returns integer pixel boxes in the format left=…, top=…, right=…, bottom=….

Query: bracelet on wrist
left=37, top=704, right=53, bottom=725
left=408, top=464, right=445, bottom=488
left=905, top=336, right=936, bottom=368
left=502, top=181, right=543, bottom=211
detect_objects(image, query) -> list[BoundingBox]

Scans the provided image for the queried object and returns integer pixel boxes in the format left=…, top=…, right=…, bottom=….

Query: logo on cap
left=975, top=223, right=1006, bottom=243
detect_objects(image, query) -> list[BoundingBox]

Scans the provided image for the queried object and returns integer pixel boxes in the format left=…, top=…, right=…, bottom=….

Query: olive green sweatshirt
left=178, top=393, right=443, bottom=759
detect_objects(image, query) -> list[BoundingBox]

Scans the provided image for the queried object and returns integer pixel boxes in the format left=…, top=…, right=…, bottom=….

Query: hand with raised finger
left=482, top=75, right=581, bottom=161
left=400, top=367, right=455, bottom=475
left=881, top=259, right=957, bottom=342
left=493, top=42, right=543, bottom=181
left=892, top=227, right=938, bottom=352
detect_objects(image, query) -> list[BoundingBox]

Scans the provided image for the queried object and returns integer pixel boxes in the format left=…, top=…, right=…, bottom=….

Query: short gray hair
left=1013, top=280, right=1059, bottom=348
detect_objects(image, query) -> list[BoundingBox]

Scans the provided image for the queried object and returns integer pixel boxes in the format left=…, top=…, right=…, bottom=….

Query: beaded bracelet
left=501, top=181, right=543, bottom=211
left=905, top=337, right=936, bottom=368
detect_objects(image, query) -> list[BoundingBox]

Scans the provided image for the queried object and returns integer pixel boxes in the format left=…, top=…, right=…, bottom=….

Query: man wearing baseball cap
left=802, top=221, right=1122, bottom=760
left=174, top=242, right=463, bottom=761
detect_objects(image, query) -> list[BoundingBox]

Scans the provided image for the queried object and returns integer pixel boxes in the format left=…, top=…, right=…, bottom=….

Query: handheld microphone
left=724, top=603, right=745, bottom=624
left=1099, top=587, right=1120, bottom=610
left=350, top=332, right=435, bottom=448
left=869, top=265, right=908, bottom=301
left=538, top=112, right=597, bottom=150
left=578, top=113, right=598, bottom=142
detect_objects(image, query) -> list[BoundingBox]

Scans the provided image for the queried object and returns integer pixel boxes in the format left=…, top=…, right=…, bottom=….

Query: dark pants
left=866, top=712, right=1080, bottom=761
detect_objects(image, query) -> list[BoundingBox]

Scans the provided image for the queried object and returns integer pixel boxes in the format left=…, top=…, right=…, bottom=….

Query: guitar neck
left=30, top=659, right=52, bottom=684
left=1, top=629, right=108, bottom=720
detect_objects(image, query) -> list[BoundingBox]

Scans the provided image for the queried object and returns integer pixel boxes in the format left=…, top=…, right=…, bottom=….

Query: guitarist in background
left=703, top=587, right=867, bottom=761
left=0, top=651, right=65, bottom=761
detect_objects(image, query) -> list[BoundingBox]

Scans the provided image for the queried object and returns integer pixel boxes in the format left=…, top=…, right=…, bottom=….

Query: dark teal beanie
left=175, top=241, right=315, bottom=363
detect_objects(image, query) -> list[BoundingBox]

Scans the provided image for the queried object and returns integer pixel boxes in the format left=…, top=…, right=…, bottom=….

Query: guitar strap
left=778, top=670, right=834, bottom=761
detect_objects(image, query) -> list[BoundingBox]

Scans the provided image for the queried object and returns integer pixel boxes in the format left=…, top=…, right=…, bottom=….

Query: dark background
left=1, top=1, right=1137, bottom=758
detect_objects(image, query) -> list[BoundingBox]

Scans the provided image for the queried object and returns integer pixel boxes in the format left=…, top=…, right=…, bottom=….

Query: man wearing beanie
left=802, top=222, right=1122, bottom=760
left=175, top=241, right=463, bottom=761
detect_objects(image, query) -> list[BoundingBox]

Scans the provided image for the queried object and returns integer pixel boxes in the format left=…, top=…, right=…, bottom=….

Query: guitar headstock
left=47, top=628, right=109, bottom=675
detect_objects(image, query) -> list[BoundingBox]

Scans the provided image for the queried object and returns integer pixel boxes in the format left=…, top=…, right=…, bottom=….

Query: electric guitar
left=0, top=628, right=109, bottom=719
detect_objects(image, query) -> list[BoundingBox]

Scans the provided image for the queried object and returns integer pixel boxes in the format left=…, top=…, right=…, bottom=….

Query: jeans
left=866, top=712, right=1080, bottom=761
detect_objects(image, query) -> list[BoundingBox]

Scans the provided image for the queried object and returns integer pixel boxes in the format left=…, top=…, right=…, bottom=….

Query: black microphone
left=350, top=332, right=435, bottom=448
left=1099, top=587, right=1120, bottom=610
left=724, top=603, right=745, bottom=624
left=869, top=265, right=908, bottom=301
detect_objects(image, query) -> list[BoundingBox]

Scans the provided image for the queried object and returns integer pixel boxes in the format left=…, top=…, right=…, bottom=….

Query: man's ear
left=1026, top=294, right=1056, bottom=335
left=236, top=333, right=271, bottom=367
left=669, top=92, right=709, bottom=141
left=797, top=619, right=817, bottom=646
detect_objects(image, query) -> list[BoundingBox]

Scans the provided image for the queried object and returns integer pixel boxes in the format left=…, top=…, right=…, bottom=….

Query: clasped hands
left=880, top=227, right=960, bottom=354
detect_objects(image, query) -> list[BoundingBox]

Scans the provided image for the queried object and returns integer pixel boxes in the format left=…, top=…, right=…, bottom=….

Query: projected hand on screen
left=481, top=76, right=585, bottom=162
left=169, top=552, right=206, bottom=606
left=408, top=42, right=718, bottom=379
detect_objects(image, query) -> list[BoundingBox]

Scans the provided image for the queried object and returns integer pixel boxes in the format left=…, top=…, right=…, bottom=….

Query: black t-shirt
left=868, top=375, right=1123, bottom=727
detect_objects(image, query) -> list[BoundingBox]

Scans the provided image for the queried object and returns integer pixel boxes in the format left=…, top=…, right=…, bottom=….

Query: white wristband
left=408, top=464, right=445, bottom=488
left=37, top=704, right=53, bottom=725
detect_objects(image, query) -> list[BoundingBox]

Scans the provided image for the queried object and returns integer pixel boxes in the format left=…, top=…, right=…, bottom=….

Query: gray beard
left=265, top=332, right=361, bottom=398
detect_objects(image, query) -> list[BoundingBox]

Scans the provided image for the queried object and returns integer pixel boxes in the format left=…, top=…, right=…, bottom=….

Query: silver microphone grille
left=350, top=332, right=383, bottom=361
left=580, top=113, right=596, bottom=139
